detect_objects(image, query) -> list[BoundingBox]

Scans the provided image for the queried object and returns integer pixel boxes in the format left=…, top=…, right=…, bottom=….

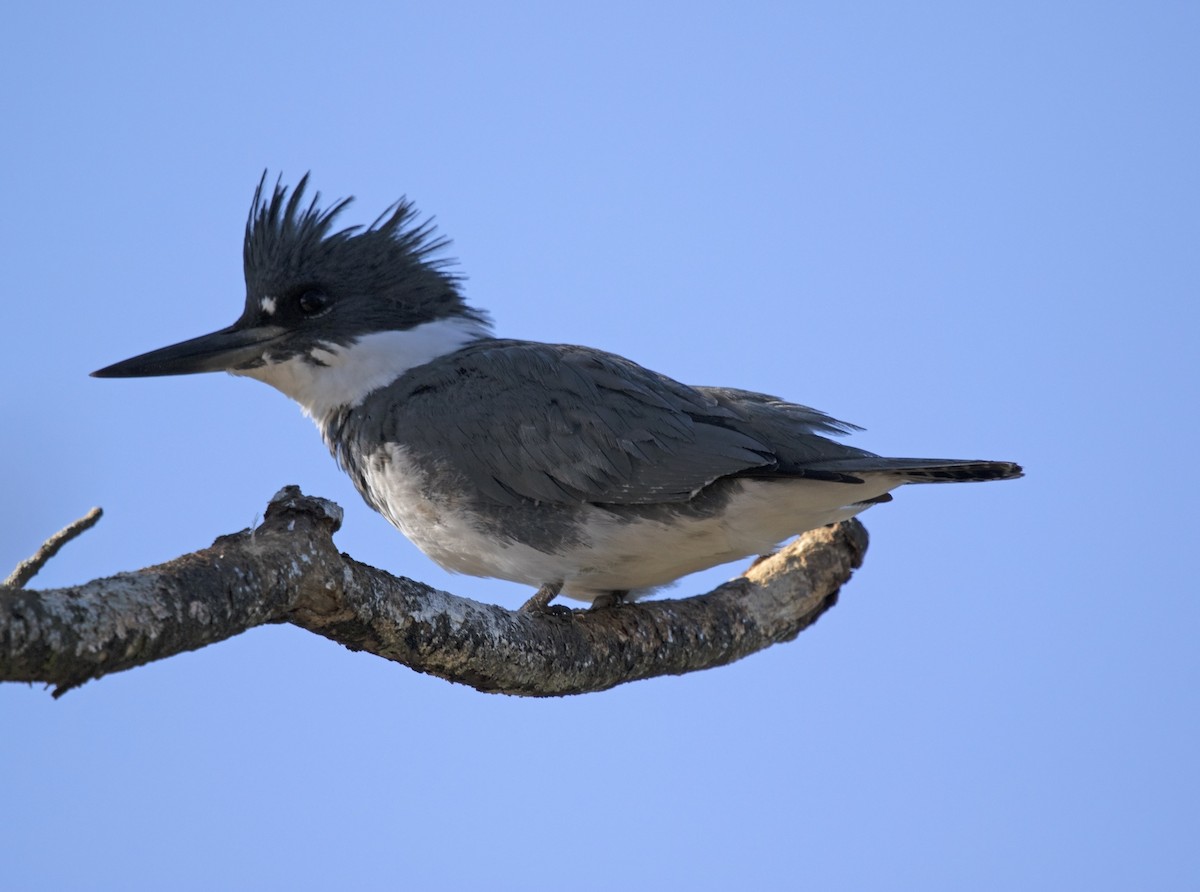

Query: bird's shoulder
left=395, top=338, right=706, bottom=400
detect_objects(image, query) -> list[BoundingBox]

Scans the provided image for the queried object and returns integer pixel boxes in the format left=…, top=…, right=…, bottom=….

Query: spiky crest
left=240, top=173, right=487, bottom=336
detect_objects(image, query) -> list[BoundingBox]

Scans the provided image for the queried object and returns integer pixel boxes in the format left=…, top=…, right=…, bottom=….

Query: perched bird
left=94, top=175, right=1022, bottom=610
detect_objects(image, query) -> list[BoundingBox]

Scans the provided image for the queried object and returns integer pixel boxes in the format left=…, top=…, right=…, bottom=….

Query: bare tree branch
left=4, top=507, right=104, bottom=589
left=1, top=487, right=868, bottom=698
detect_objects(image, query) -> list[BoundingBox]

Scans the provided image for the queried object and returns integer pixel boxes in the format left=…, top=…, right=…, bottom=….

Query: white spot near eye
left=260, top=296, right=277, bottom=315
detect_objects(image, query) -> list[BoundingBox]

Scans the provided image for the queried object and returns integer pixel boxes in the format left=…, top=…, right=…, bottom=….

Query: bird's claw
left=520, top=582, right=570, bottom=615
left=588, top=591, right=630, bottom=610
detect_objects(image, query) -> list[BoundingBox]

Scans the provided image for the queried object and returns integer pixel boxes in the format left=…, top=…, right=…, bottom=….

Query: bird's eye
left=297, top=289, right=331, bottom=317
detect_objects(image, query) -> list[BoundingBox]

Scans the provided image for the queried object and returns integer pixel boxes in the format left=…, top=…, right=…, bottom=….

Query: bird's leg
left=520, top=581, right=568, bottom=615
left=589, top=590, right=629, bottom=610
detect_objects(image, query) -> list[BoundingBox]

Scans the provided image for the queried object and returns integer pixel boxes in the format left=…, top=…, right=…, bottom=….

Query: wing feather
left=357, top=340, right=872, bottom=507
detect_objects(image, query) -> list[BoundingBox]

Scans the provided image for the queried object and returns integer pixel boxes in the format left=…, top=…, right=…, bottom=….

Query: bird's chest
left=352, top=444, right=454, bottom=536
left=347, top=443, right=526, bottom=577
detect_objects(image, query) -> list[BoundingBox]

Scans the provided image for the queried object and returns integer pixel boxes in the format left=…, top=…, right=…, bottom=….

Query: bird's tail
left=808, top=458, right=1024, bottom=484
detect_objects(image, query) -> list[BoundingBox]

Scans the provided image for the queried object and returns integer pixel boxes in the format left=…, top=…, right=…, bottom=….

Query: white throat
left=233, top=315, right=488, bottom=421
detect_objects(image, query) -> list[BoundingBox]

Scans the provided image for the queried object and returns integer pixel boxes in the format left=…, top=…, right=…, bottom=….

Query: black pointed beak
left=91, top=323, right=287, bottom=378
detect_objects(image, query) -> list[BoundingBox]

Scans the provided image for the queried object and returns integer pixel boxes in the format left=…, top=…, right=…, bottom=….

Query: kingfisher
left=94, top=174, right=1022, bottom=610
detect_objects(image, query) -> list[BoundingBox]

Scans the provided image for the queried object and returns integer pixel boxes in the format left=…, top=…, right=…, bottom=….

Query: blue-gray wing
left=357, top=340, right=871, bottom=507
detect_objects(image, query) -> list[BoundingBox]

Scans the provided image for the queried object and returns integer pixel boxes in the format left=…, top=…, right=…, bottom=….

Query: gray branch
left=1, top=487, right=868, bottom=697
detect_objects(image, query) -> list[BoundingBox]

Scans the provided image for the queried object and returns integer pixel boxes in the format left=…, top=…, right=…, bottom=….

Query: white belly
left=360, top=445, right=895, bottom=601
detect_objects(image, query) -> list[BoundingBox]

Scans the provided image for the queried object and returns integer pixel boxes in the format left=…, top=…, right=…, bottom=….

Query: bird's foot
left=520, top=582, right=572, bottom=616
left=747, top=552, right=778, bottom=570
left=589, top=590, right=630, bottom=610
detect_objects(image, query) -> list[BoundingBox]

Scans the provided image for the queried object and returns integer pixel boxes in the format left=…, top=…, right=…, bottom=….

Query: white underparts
left=232, top=316, right=488, bottom=421
left=260, top=296, right=277, bottom=315
left=362, top=444, right=901, bottom=602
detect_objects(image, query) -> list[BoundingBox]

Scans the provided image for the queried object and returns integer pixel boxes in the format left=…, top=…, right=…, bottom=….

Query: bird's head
left=93, top=174, right=492, bottom=420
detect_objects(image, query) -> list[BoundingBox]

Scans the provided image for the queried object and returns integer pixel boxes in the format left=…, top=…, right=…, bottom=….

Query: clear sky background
left=3, top=4, right=1197, bottom=890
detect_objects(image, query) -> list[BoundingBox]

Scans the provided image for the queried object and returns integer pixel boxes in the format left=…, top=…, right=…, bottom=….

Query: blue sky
left=3, top=3, right=1197, bottom=889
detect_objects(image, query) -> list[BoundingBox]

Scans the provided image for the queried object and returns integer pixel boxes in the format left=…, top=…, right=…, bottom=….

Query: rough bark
left=1, top=486, right=868, bottom=697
